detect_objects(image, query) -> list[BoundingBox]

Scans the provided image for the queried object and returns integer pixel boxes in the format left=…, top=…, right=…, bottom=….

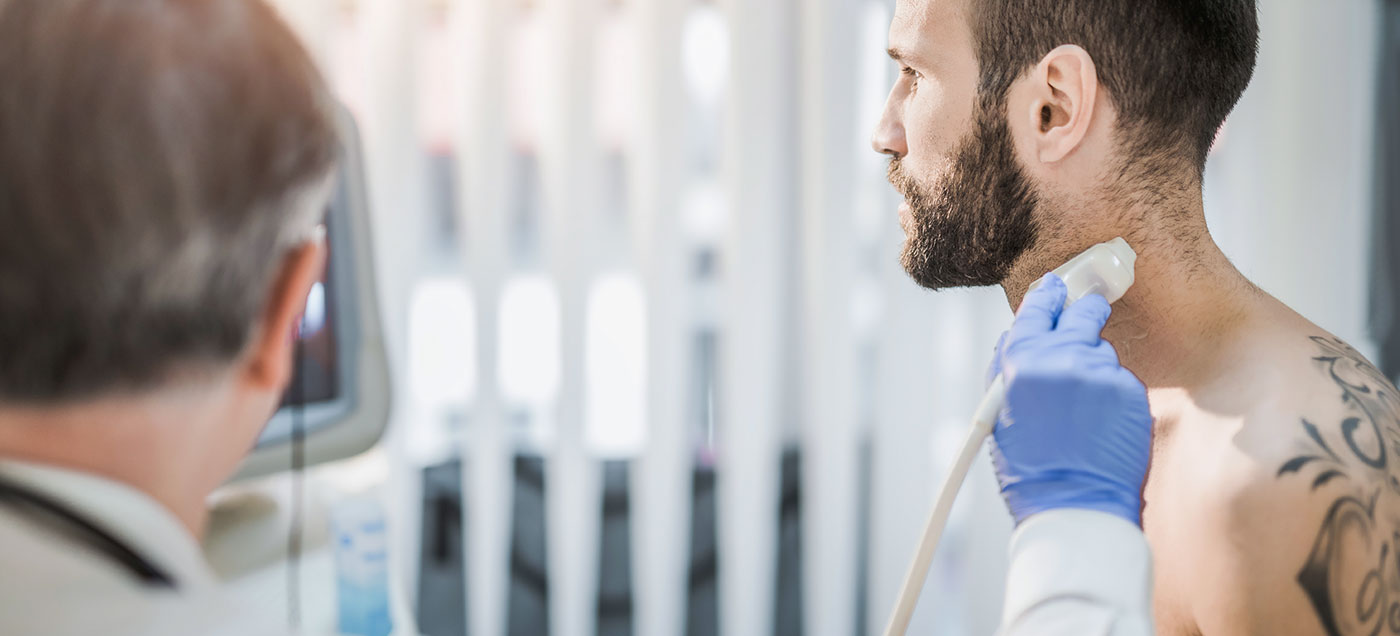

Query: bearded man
left=871, top=1, right=1400, bottom=635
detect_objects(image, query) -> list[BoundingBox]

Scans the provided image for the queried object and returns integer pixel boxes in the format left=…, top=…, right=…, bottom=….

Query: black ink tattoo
left=1278, top=337, right=1400, bottom=636
left=1278, top=419, right=1351, bottom=491
left=1296, top=492, right=1393, bottom=636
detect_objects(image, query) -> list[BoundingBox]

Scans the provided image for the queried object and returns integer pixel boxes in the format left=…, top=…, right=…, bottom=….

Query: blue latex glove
left=987, top=273, right=1153, bottom=527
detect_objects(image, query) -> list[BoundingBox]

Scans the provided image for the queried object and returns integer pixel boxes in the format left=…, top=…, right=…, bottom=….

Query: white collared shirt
left=999, top=509, right=1156, bottom=636
left=0, top=460, right=290, bottom=636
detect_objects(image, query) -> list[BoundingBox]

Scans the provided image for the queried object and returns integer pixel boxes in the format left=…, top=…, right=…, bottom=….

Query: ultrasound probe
left=883, top=238, right=1138, bottom=636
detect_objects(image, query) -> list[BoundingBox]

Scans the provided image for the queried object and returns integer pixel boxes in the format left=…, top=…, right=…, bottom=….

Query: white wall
left=1205, top=0, right=1382, bottom=358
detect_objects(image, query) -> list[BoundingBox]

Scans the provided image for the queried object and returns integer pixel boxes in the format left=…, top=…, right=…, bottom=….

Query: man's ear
left=1024, top=44, right=1099, bottom=164
left=242, top=231, right=327, bottom=394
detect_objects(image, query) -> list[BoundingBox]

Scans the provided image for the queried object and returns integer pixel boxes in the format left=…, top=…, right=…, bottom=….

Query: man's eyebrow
left=888, top=46, right=926, bottom=68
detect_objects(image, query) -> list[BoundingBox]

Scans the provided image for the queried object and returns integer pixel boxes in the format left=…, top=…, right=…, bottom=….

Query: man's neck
left=1002, top=201, right=1261, bottom=390
left=0, top=391, right=231, bottom=538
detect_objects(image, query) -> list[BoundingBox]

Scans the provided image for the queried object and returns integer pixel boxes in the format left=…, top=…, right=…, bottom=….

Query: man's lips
left=898, top=200, right=913, bottom=234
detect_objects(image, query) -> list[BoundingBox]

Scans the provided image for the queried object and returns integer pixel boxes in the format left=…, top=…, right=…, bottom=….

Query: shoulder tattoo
left=1277, top=336, right=1400, bottom=636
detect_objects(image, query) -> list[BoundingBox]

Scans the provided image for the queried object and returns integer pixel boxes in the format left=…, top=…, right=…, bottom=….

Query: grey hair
left=0, top=0, right=340, bottom=402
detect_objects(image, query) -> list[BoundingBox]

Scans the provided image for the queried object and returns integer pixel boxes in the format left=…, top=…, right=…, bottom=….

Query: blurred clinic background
left=213, top=0, right=1396, bottom=635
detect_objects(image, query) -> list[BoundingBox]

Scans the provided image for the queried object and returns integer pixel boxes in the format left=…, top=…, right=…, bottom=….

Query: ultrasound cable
left=288, top=333, right=307, bottom=630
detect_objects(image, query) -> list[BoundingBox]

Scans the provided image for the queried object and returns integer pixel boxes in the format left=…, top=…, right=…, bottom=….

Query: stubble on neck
left=999, top=194, right=1261, bottom=390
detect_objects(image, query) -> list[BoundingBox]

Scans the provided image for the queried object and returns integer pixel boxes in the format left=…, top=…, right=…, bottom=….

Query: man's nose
left=871, top=95, right=906, bottom=158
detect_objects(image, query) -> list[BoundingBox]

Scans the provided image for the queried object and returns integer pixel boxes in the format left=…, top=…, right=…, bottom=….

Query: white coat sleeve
left=999, top=509, right=1155, bottom=636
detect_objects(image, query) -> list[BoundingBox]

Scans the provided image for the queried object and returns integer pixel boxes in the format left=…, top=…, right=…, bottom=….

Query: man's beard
left=890, top=101, right=1040, bottom=290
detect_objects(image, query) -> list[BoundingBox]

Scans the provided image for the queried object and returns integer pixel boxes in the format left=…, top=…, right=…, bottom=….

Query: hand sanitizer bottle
left=332, top=496, right=393, bottom=636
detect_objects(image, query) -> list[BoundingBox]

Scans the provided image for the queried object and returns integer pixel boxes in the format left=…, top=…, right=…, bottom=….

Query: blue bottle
left=332, top=497, right=394, bottom=636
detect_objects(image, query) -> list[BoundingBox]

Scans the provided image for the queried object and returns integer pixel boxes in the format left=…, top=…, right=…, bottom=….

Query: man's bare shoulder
left=1171, top=333, right=1400, bottom=635
left=1251, top=334, right=1400, bottom=636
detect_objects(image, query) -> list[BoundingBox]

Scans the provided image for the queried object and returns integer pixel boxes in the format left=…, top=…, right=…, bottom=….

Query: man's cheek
left=907, top=132, right=958, bottom=178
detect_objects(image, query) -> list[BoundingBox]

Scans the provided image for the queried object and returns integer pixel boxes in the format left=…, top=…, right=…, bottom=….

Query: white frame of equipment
left=231, top=108, right=392, bottom=481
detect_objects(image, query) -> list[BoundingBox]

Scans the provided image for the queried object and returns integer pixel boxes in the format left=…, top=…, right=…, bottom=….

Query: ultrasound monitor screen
left=282, top=215, right=340, bottom=407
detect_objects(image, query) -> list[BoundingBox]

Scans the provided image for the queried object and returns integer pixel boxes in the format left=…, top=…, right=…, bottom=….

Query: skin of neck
left=1000, top=186, right=1262, bottom=391
left=0, top=374, right=272, bottom=539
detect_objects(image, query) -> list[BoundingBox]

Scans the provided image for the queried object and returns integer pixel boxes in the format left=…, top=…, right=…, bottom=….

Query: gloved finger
left=1080, top=339, right=1124, bottom=369
left=985, top=331, right=1008, bottom=389
left=1054, top=293, right=1112, bottom=346
left=1097, top=339, right=1122, bottom=364
left=1092, top=339, right=1120, bottom=363
left=988, top=434, right=1012, bottom=477
left=1008, top=273, right=1066, bottom=344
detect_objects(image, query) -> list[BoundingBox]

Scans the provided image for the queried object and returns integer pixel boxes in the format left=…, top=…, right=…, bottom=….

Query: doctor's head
left=0, top=0, right=336, bottom=491
left=872, top=0, right=1258, bottom=293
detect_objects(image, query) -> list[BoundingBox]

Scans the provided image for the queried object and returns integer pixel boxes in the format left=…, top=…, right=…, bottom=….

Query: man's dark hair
left=0, top=0, right=338, bottom=402
left=971, top=0, right=1259, bottom=176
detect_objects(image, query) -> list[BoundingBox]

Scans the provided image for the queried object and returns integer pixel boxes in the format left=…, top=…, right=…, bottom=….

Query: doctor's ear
left=1023, top=45, right=1099, bottom=164
left=243, top=233, right=328, bottom=393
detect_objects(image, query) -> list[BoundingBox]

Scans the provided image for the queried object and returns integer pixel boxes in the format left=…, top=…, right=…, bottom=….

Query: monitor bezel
left=230, top=109, right=391, bottom=481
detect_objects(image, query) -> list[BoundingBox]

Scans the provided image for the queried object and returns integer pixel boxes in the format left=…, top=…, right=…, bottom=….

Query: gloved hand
left=986, top=273, right=1153, bottom=527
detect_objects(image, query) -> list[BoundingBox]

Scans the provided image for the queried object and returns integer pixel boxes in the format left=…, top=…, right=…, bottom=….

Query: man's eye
left=901, top=66, right=917, bottom=78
